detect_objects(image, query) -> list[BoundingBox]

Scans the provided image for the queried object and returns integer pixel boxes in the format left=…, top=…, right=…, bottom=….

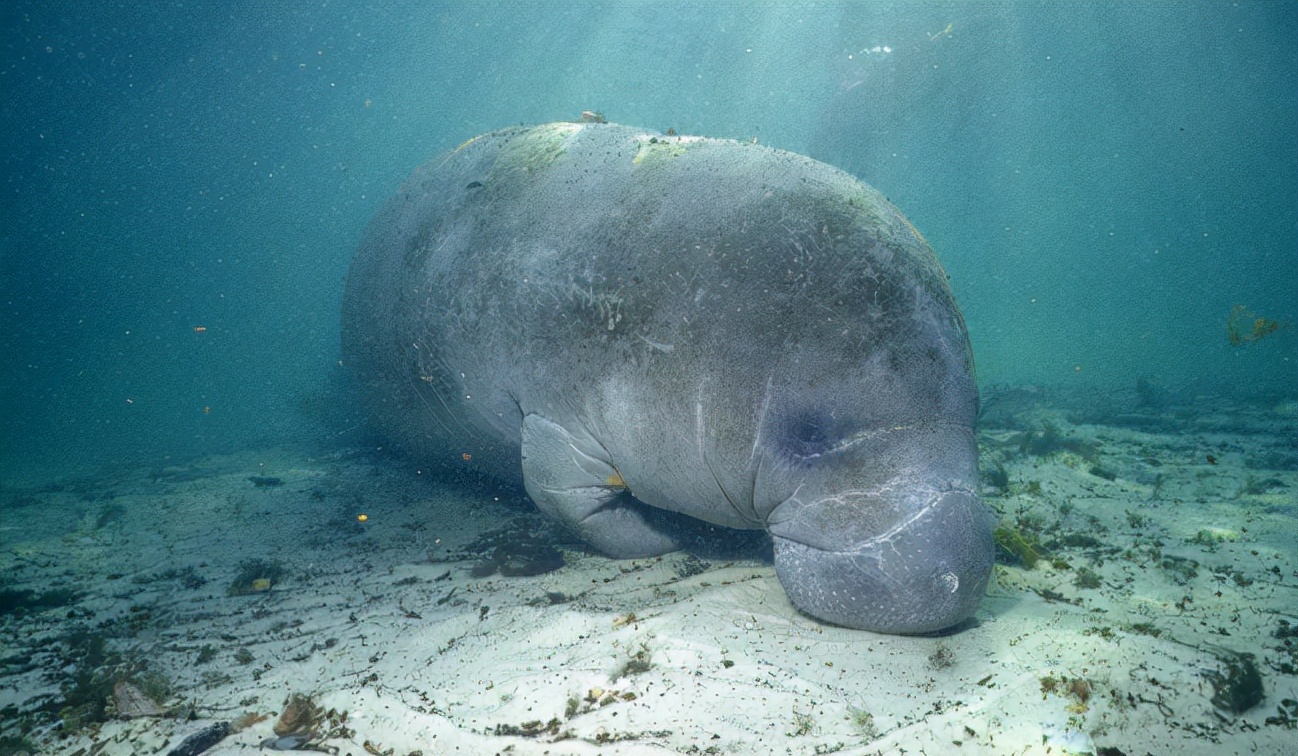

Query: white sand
left=1, top=396, right=1295, bottom=755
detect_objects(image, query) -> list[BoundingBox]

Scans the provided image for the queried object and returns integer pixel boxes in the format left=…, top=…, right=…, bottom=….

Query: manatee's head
left=761, top=419, right=993, bottom=635
left=746, top=335, right=993, bottom=633
left=698, top=186, right=994, bottom=634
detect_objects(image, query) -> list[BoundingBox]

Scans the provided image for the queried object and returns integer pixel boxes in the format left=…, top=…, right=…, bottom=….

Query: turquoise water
left=1, top=4, right=1296, bottom=753
left=2, top=1, right=1294, bottom=477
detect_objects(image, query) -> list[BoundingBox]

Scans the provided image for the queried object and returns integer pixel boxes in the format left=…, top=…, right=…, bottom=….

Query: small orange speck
left=357, top=513, right=368, bottom=522
left=461, top=452, right=472, bottom=462
left=193, top=326, right=207, bottom=333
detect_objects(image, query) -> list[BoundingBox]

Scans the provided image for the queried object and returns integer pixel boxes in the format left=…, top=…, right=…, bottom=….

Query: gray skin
left=342, top=123, right=993, bottom=634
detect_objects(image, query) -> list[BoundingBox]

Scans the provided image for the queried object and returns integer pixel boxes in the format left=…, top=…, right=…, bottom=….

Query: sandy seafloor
left=2, top=387, right=1296, bottom=756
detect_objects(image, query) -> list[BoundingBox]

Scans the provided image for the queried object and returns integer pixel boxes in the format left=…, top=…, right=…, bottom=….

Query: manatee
left=341, top=122, right=993, bottom=634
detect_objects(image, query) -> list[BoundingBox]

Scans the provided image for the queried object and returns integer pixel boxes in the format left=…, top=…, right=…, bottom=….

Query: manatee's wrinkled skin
left=342, top=123, right=993, bottom=634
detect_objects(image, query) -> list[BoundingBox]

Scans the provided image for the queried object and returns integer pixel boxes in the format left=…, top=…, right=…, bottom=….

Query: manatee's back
left=342, top=122, right=973, bottom=494
left=342, top=123, right=653, bottom=476
left=340, top=129, right=526, bottom=476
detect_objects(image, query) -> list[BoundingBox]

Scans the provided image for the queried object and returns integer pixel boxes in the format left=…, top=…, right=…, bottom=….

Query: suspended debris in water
left=1227, top=305, right=1287, bottom=346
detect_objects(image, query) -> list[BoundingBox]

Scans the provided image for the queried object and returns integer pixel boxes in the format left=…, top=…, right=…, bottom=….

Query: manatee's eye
left=779, top=412, right=840, bottom=461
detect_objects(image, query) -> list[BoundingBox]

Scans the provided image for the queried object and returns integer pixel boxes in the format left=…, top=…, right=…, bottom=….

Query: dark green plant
left=1018, top=423, right=1099, bottom=463
left=228, top=559, right=286, bottom=596
left=984, top=464, right=1009, bottom=490
left=848, top=705, right=878, bottom=740
left=1204, top=648, right=1264, bottom=714
left=1128, top=622, right=1162, bottom=638
left=613, top=642, right=653, bottom=679
left=788, top=708, right=815, bottom=737
left=1073, top=568, right=1101, bottom=590
left=994, top=526, right=1044, bottom=568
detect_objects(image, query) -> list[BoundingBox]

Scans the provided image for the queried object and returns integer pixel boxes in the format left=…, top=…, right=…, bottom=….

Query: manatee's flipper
left=521, top=414, right=682, bottom=557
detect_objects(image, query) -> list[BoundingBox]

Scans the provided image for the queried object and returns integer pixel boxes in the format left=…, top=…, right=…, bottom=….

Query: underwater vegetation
left=983, top=463, right=1010, bottom=491
left=1236, top=475, right=1288, bottom=498
left=274, top=692, right=323, bottom=739
left=258, top=692, right=353, bottom=750
left=490, top=682, right=648, bottom=744
left=611, top=640, right=654, bottom=680
left=847, top=704, right=880, bottom=740
left=1015, top=422, right=1100, bottom=464
left=1072, top=567, right=1102, bottom=590
left=1039, top=673, right=1093, bottom=714
left=0, top=736, right=41, bottom=755
left=0, top=587, right=80, bottom=617
left=28, top=626, right=175, bottom=733
left=1201, top=647, right=1265, bottom=715
left=1227, top=305, right=1288, bottom=346
left=994, top=525, right=1045, bottom=569
left=1266, top=699, right=1298, bottom=729
left=227, top=558, right=287, bottom=596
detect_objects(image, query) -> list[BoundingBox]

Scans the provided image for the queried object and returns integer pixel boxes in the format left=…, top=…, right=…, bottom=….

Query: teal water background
left=2, top=1, right=1294, bottom=479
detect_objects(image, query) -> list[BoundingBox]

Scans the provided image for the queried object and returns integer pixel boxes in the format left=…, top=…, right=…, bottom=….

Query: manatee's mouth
left=769, top=487, right=994, bottom=634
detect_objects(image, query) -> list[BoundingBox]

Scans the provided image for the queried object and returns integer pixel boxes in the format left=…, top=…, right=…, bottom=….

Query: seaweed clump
left=274, top=693, right=323, bottom=738
left=1073, top=567, right=1102, bottom=590
left=259, top=693, right=352, bottom=749
left=612, top=642, right=654, bottom=680
left=228, top=559, right=286, bottom=596
left=1203, top=647, right=1264, bottom=715
left=1265, top=698, right=1298, bottom=728
left=994, top=526, right=1044, bottom=568
left=983, top=463, right=1010, bottom=491
left=1016, top=423, right=1099, bottom=464
left=1039, top=674, right=1093, bottom=713
left=0, top=587, right=80, bottom=618
left=494, top=718, right=562, bottom=737
left=43, top=627, right=172, bottom=731
left=1227, top=305, right=1287, bottom=346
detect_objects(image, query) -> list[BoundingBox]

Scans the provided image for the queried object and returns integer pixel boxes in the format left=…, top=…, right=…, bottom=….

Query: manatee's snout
left=771, top=488, right=994, bottom=634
